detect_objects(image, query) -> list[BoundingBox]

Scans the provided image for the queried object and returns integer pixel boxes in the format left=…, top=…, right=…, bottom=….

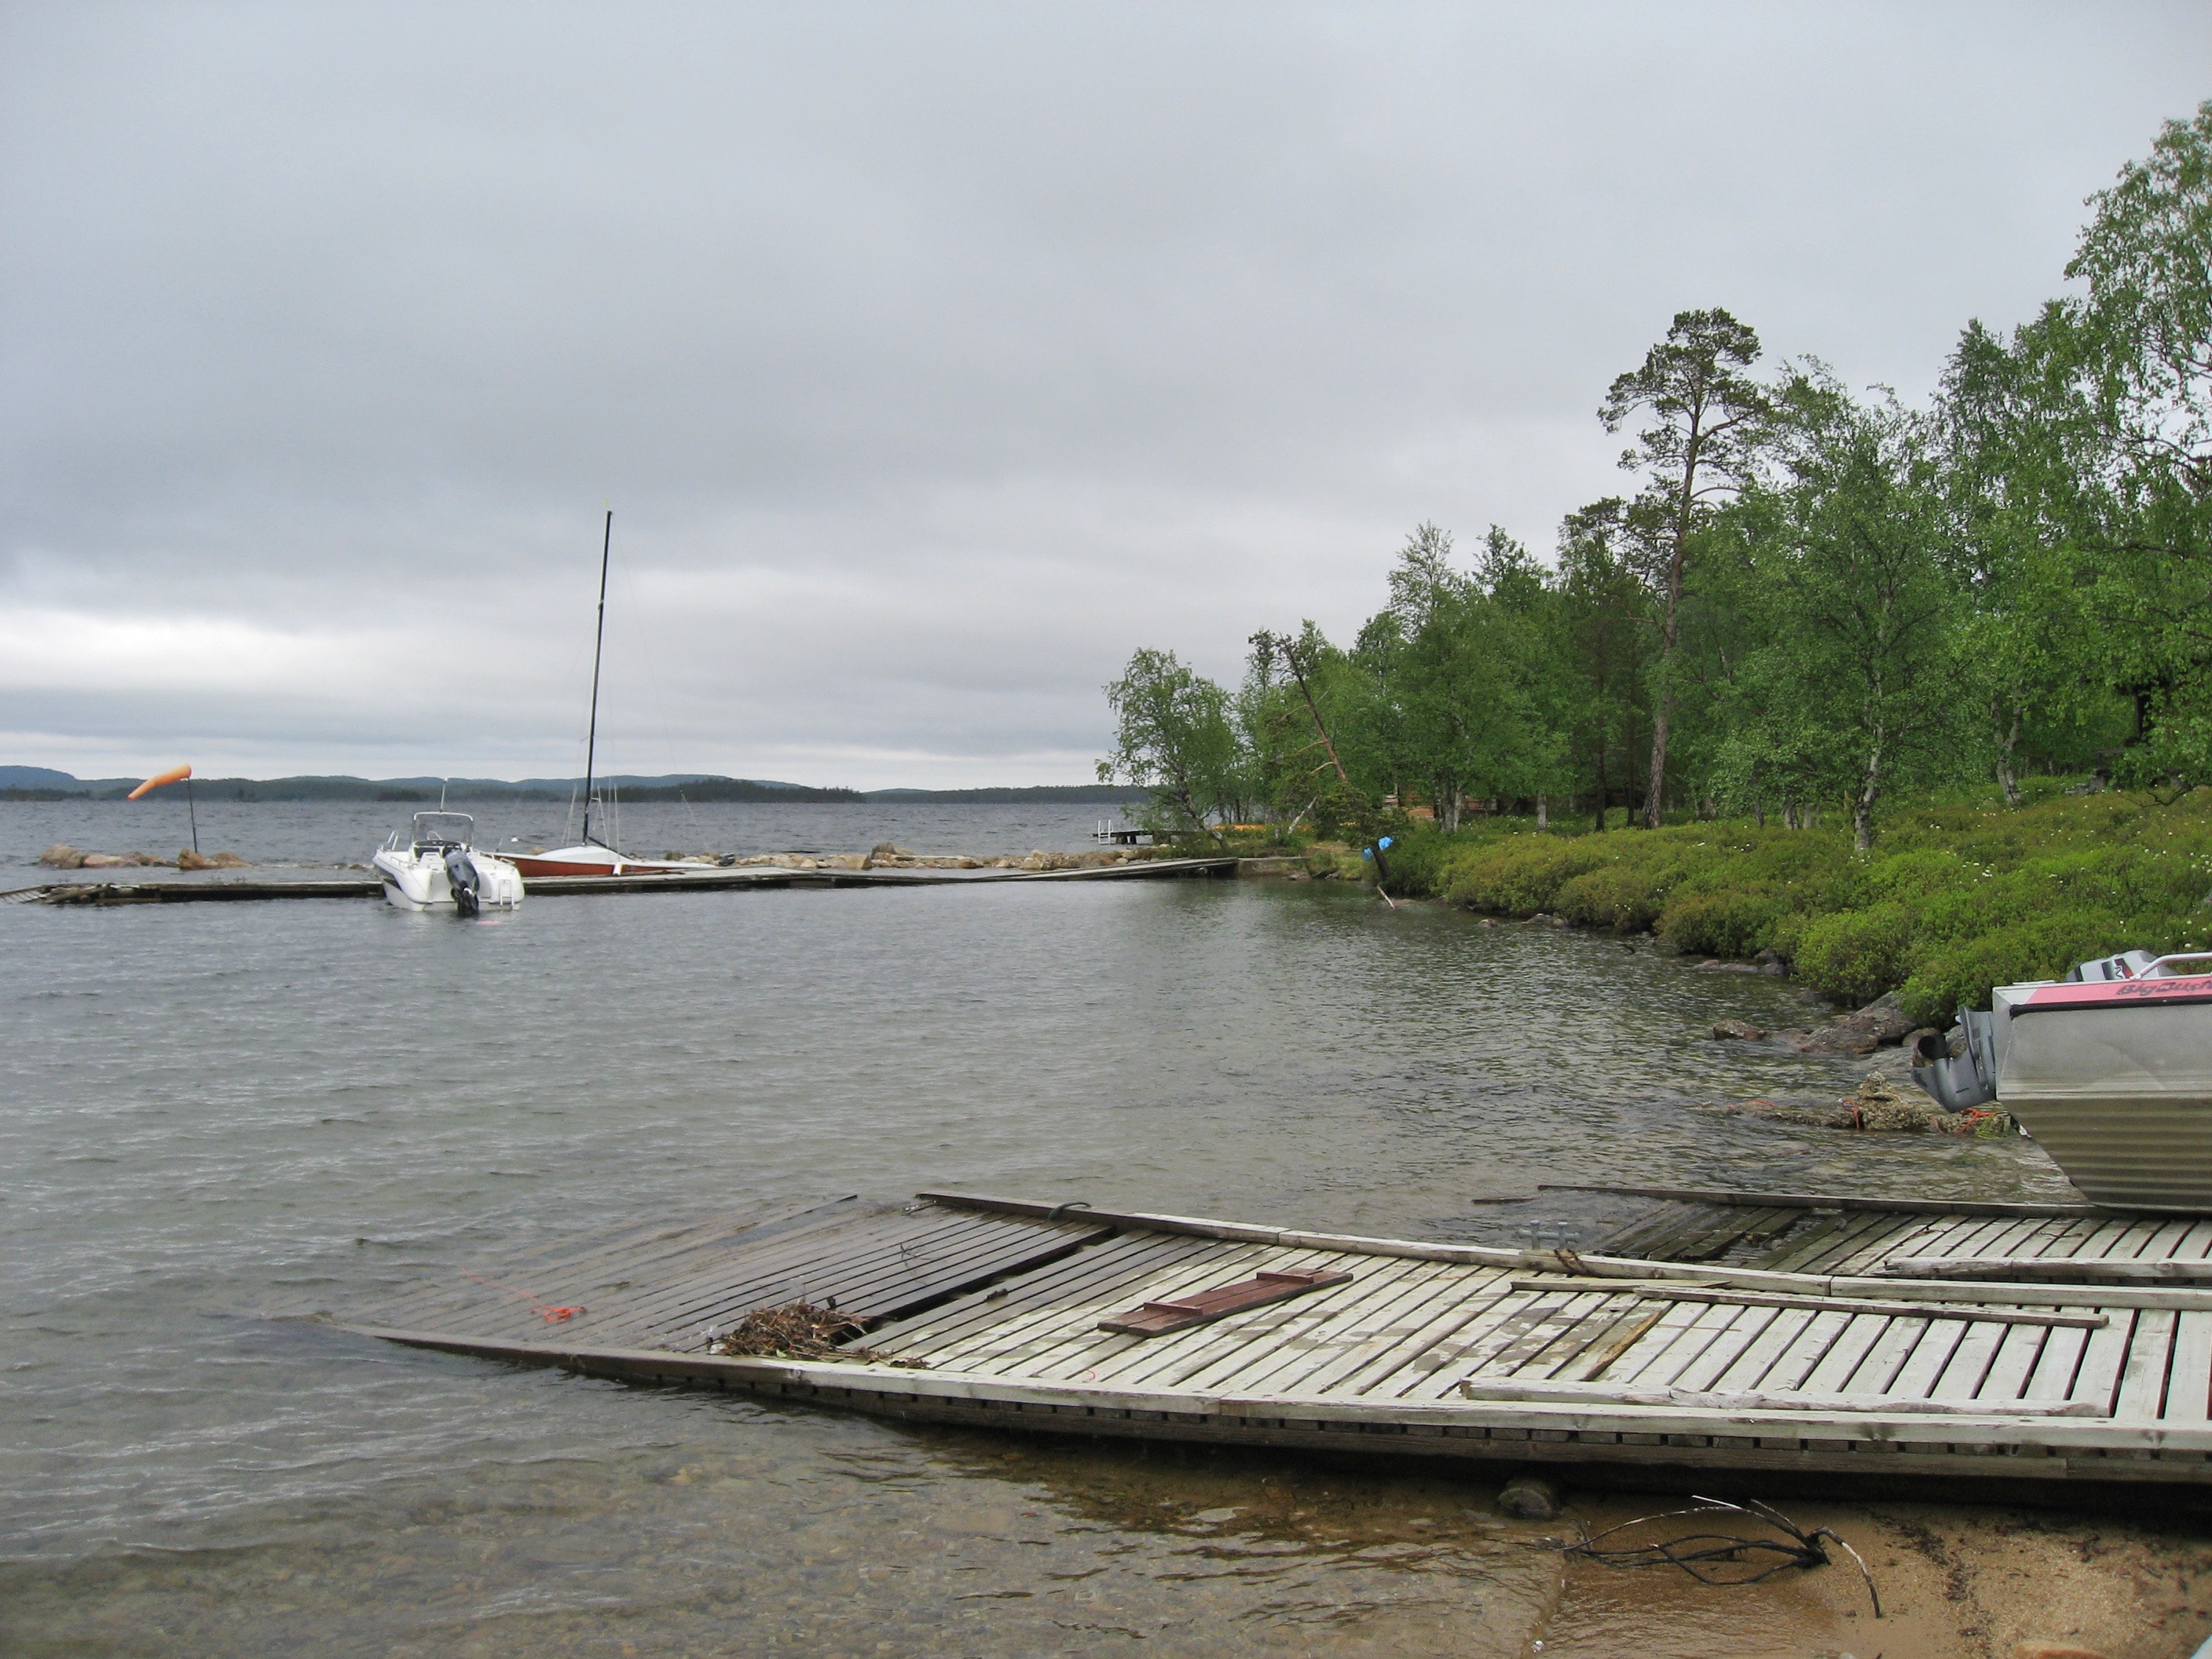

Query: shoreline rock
left=38, top=844, right=229, bottom=870
left=1714, top=1072, right=2015, bottom=1135
left=1781, top=991, right=1921, bottom=1056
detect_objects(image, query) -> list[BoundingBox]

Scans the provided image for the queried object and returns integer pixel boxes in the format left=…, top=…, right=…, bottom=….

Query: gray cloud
left=4, top=2, right=2206, bottom=782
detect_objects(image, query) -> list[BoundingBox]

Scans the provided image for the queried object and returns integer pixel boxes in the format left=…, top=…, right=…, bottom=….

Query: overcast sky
left=3, top=3, right=2206, bottom=786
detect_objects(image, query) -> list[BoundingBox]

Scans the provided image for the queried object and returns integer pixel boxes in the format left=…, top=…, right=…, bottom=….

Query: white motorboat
left=1913, top=949, right=2212, bottom=1211
left=373, top=811, right=526, bottom=914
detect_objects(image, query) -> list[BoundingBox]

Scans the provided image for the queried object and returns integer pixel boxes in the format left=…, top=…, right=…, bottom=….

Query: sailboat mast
left=580, top=509, right=613, bottom=846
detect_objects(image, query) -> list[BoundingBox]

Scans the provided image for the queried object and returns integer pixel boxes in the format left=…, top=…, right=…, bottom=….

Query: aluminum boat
left=372, top=811, right=526, bottom=914
left=1914, top=949, right=2212, bottom=1210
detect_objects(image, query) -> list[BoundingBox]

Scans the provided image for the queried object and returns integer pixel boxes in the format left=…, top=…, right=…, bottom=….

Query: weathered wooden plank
left=867, top=1232, right=1210, bottom=1364
left=1972, top=1320, right=2053, bottom=1408
left=1618, top=1204, right=1734, bottom=1262
left=1823, top=1311, right=1925, bottom=1396
left=1375, top=1284, right=1557, bottom=1401
left=1611, top=1301, right=1747, bottom=1391
left=1759, top=1307, right=1855, bottom=1395
left=1457, top=1377, right=2103, bottom=1417
left=343, top=1202, right=862, bottom=1328
left=1886, top=1317, right=1972, bottom=1402
left=2071, top=1309, right=2141, bottom=1414
left=1566, top=1307, right=1672, bottom=1383
left=1537, top=1184, right=2111, bottom=1218
left=958, top=1243, right=1280, bottom=1380
left=1470, top=1291, right=1622, bottom=1379
left=1710, top=1306, right=1822, bottom=1395
left=1170, top=1254, right=1458, bottom=1394
left=1507, top=1296, right=1652, bottom=1382
left=1075, top=1248, right=1351, bottom=1388
left=1884, top=1257, right=2212, bottom=1284
left=2023, top=1322, right=2092, bottom=1404
left=1593, top=1203, right=1697, bottom=1258
left=2115, top=1309, right=2179, bottom=1424
left=1228, top=1258, right=1481, bottom=1396
left=1672, top=1305, right=1785, bottom=1394
left=2166, top=1313, right=2212, bottom=1425
left=1767, top=1210, right=1895, bottom=1275
left=1591, top=1285, right=2107, bottom=1331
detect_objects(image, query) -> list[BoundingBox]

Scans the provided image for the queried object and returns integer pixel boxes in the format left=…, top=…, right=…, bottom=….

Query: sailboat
left=504, top=511, right=713, bottom=880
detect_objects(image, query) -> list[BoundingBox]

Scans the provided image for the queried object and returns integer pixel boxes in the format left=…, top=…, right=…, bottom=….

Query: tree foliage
left=1099, top=104, right=2212, bottom=848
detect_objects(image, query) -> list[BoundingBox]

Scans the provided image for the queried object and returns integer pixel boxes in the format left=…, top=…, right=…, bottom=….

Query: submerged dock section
left=311, top=1187, right=2212, bottom=1492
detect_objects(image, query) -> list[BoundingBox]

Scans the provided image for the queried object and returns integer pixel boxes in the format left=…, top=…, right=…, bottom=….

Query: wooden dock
left=9, top=855, right=1241, bottom=905
left=304, top=1187, right=2212, bottom=1492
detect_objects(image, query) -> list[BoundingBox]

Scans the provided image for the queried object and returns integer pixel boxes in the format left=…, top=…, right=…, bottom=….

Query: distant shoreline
left=1, top=770, right=1141, bottom=806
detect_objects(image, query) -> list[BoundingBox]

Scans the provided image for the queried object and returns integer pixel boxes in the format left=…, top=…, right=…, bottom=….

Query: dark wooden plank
left=1592, top=1202, right=1696, bottom=1258
left=1099, top=1268, right=1354, bottom=1337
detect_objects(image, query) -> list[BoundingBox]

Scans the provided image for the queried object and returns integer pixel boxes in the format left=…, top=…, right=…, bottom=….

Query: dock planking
left=11, top=855, right=1241, bottom=906
left=304, top=1184, right=2212, bottom=1490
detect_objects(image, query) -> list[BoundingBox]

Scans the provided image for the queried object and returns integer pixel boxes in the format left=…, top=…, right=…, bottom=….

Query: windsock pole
left=126, top=764, right=197, bottom=854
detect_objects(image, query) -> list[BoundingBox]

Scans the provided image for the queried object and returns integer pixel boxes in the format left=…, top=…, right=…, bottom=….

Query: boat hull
left=2001, top=998, right=2212, bottom=1210
left=505, top=845, right=710, bottom=878
left=372, top=848, right=526, bottom=911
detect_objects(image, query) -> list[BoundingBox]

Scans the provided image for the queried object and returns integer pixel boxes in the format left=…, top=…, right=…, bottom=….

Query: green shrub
left=1658, top=889, right=1786, bottom=958
left=1899, top=910, right=2138, bottom=1022
left=1794, top=903, right=1917, bottom=1004
left=1412, top=789, right=2212, bottom=1018
left=1554, top=864, right=1665, bottom=931
left=1445, top=837, right=1612, bottom=912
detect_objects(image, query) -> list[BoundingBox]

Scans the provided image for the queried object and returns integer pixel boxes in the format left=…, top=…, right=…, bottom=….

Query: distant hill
left=2, top=769, right=1128, bottom=804
left=862, top=785, right=1140, bottom=804
left=0, top=766, right=87, bottom=793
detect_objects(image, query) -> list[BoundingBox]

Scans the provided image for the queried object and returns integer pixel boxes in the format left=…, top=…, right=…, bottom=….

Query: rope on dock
left=457, top=1269, right=584, bottom=1322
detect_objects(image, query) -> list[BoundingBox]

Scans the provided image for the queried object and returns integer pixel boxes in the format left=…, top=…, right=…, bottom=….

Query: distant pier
left=7, top=855, right=1244, bottom=906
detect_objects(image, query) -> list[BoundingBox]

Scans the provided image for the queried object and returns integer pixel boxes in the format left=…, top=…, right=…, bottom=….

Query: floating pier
left=9, top=855, right=1241, bottom=905
left=302, top=1186, right=2212, bottom=1492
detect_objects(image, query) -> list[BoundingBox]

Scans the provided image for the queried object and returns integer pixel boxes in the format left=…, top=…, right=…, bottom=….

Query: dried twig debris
left=705, top=1301, right=928, bottom=1368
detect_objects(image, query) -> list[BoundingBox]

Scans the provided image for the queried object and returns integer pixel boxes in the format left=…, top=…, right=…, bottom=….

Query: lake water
left=1, top=798, right=1138, bottom=882
left=1, top=803, right=2095, bottom=1656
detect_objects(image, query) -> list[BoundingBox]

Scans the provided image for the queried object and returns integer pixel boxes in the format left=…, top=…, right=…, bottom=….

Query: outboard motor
left=1910, top=1016, right=1998, bottom=1111
left=443, top=845, right=482, bottom=917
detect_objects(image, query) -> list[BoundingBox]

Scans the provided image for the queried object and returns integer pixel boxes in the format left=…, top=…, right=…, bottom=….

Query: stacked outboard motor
left=1910, top=948, right=2161, bottom=1111
left=442, top=845, right=482, bottom=917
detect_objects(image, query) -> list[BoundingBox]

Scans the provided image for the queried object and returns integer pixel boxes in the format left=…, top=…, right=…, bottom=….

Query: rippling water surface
left=2, top=804, right=2082, bottom=1655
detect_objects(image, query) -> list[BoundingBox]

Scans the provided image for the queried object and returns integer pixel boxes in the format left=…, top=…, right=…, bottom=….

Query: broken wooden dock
left=306, top=1187, right=2212, bottom=1492
left=9, top=855, right=1240, bottom=905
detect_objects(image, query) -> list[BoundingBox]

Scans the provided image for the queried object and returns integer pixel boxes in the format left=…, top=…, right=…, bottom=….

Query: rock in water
left=1711, top=1019, right=1764, bottom=1041
left=1785, top=993, right=1920, bottom=1056
left=38, top=844, right=85, bottom=868
left=1496, top=1475, right=1561, bottom=1520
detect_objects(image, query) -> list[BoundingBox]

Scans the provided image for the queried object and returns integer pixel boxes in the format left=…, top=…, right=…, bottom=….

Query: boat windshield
left=411, top=811, right=475, bottom=849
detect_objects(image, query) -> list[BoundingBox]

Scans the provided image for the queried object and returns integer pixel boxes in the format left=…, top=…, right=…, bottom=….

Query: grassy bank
left=1377, top=789, right=2212, bottom=1023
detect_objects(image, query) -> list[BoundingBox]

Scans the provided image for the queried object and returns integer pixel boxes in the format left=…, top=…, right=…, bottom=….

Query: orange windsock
left=127, top=764, right=192, bottom=800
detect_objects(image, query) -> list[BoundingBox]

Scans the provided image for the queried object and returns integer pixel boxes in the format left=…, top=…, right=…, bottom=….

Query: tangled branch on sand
left=1540, top=1495, right=1881, bottom=1617
left=705, top=1302, right=929, bottom=1368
